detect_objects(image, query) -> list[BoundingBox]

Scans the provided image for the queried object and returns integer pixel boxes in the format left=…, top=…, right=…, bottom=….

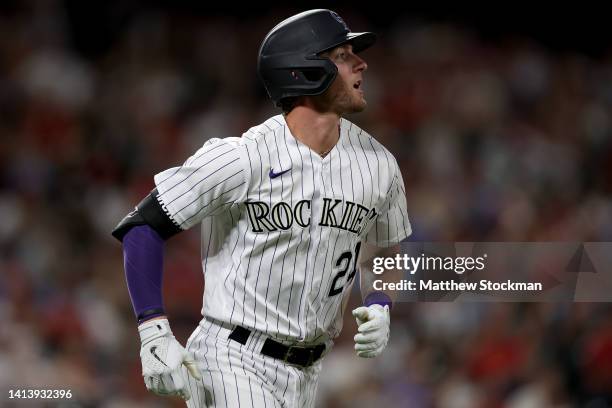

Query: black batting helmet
left=257, top=9, right=376, bottom=107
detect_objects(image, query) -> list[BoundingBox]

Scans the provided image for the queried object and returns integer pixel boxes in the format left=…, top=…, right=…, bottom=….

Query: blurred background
left=1, top=1, right=611, bottom=407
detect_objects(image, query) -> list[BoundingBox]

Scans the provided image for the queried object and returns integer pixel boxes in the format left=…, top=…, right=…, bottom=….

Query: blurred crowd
left=1, top=2, right=611, bottom=407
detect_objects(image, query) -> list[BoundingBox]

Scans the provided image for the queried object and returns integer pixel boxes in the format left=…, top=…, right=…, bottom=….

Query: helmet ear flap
left=289, top=66, right=327, bottom=84
left=301, top=68, right=325, bottom=82
left=266, top=57, right=337, bottom=104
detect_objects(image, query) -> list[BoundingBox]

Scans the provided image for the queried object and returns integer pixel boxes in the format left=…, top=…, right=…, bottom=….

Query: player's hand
left=352, top=304, right=390, bottom=358
left=138, top=318, right=202, bottom=400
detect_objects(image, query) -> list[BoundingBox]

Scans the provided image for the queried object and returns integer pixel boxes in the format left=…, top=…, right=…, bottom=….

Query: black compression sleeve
left=111, top=189, right=182, bottom=241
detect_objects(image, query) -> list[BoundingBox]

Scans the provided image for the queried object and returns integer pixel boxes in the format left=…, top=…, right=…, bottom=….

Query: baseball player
left=112, top=9, right=411, bottom=407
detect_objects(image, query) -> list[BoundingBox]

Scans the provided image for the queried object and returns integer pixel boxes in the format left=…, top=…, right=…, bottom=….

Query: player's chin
left=351, top=97, right=367, bottom=113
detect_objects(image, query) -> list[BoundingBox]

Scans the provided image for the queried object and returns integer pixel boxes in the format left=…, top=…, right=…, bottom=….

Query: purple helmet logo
left=330, top=11, right=349, bottom=31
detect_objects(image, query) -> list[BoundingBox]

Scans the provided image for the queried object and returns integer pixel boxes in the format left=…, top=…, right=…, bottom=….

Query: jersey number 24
left=328, top=242, right=362, bottom=297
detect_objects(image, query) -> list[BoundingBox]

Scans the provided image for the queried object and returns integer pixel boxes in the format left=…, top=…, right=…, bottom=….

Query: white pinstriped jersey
left=154, top=114, right=411, bottom=344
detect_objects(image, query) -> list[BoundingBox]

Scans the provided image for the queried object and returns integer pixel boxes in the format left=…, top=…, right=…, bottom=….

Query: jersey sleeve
left=153, top=137, right=249, bottom=230
left=365, top=158, right=412, bottom=247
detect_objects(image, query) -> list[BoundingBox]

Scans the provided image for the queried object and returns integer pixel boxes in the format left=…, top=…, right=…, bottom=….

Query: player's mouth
left=353, top=80, right=363, bottom=94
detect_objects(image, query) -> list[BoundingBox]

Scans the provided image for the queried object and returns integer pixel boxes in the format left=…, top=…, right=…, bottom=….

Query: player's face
left=317, top=44, right=369, bottom=114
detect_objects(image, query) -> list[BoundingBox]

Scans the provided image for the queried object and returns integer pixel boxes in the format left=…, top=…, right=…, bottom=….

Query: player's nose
left=353, top=54, right=368, bottom=72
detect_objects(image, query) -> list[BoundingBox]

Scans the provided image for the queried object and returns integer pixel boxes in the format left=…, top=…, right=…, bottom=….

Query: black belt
left=228, top=326, right=325, bottom=368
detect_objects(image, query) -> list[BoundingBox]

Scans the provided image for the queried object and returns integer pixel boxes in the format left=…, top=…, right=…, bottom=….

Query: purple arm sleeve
left=122, top=225, right=166, bottom=323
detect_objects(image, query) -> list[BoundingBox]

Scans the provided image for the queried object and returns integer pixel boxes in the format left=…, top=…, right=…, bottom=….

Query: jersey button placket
left=302, top=160, right=321, bottom=339
left=322, top=159, right=331, bottom=187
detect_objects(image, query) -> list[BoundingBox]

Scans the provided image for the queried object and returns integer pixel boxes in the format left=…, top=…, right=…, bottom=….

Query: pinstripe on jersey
left=154, top=114, right=411, bottom=344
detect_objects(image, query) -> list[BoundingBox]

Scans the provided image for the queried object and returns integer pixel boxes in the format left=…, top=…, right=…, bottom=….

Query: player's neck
left=285, top=106, right=340, bottom=158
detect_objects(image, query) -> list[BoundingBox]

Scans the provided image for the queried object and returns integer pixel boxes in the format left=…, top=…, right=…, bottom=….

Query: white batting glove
left=352, top=304, right=390, bottom=358
left=138, top=318, right=202, bottom=400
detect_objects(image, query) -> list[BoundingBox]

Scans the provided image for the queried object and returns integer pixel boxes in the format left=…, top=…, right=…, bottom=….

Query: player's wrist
left=137, top=307, right=166, bottom=325
left=138, top=316, right=172, bottom=344
left=363, top=291, right=393, bottom=310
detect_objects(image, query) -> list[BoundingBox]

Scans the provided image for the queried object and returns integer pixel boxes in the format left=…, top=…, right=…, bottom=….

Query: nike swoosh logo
left=150, top=346, right=168, bottom=367
left=269, top=168, right=291, bottom=179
